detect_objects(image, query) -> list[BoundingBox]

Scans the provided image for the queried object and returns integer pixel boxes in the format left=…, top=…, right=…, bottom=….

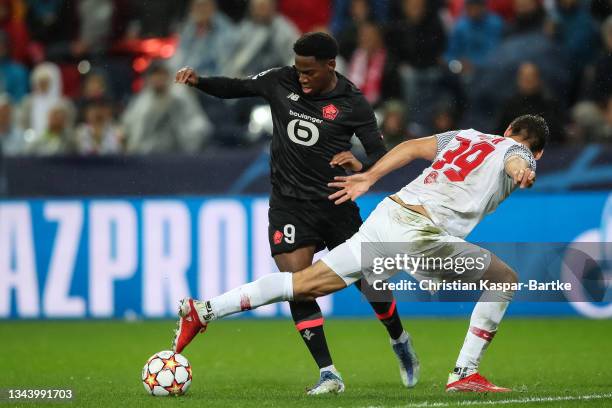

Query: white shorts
left=321, top=198, right=491, bottom=286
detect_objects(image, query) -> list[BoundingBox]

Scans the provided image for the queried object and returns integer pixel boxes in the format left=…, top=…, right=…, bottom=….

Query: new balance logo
left=302, top=329, right=315, bottom=341
left=287, top=92, right=300, bottom=101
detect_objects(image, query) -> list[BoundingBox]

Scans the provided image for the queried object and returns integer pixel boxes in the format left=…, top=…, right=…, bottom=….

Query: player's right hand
left=513, top=168, right=536, bottom=189
left=175, top=66, right=199, bottom=86
left=328, top=174, right=373, bottom=205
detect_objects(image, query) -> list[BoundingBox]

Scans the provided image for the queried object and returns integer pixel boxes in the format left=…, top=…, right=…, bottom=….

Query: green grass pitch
left=2, top=318, right=611, bottom=407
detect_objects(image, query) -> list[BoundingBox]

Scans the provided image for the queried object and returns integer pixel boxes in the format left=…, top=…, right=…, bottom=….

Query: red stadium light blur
left=160, top=44, right=175, bottom=59
left=133, top=57, right=151, bottom=73
left=142, top=39, right=159, bottom=54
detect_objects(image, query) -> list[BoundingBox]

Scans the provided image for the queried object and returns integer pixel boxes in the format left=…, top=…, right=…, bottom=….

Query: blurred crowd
left=1, top=0, right=612, bottom=157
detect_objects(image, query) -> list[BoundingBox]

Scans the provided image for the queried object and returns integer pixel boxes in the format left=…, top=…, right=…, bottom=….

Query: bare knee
left=505, top=268, right=519, bottom=285
left=482, top=254, right=519, bottom=284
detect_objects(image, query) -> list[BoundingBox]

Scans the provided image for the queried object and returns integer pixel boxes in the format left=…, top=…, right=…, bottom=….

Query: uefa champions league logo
left=562, top=194, right=612, bottom=318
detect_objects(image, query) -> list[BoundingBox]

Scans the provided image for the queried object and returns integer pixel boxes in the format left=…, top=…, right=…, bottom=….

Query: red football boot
left=446, top=372, right=511, bottom=393
left=172, top=298, right=208, bottom=353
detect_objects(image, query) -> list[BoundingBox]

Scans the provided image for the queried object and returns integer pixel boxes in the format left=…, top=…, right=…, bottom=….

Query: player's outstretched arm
left=328, top=136, right=438, bottom=204
left=504, top=156, right=536, bottom=189
left=174, top=66, right=265, bottom=99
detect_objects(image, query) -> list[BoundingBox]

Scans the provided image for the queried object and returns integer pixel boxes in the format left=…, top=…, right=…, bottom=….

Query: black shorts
left=268, top=191, right=363, bottom=256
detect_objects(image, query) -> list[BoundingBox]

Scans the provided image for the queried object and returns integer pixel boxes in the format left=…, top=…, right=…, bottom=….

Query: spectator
left=128, top=0, right=190, bottom=37
left=0, top=93, right=24, bottom=155
left=331, top=0, right=389, bottom=35
left=19, top=62, right=64, bottom=137
left=278, top=0, right=331, bottom=33
left=122, top=62, right=212, bottom=154
left=24, top=99, right=74, bottom=155
left=0, top=0, right=30, bottom=63
left=445, top=0, right=504, bottom=75
left=72, top=0, right=130, bottom=57
left=431, top=101, right=459, bottom=134
left=75, top=70, right=111, bottom=120
left=0, top=31, right=28, bottom=103
left=170, top=0, right=236, bottom=77
left=380, top=100, right=411, bottom=149
left=497, top=62, right=564, bottom=142
left=336, top=0, right=372, bottom=60
left=74, top=96, right=122, bottom=155
left=571, top=96, right=612, bottom=142
left=25, top=0, right=64, bottom=47
left=225, top=0, right=299, bottom=77
left=347, top=21, right=401, bottom=107
left=385, top=0, right=446, bottom=69
left=81, top=71, right=110, bottom=100
left=45, top=0, right=135, bottom=61
left=588, top=15, right=612, bottom=102
left=386, top=0, right=449, bottom=126
left=550, top=0, right=598, bottom=73
left=508, top=0, right=548, bottom=34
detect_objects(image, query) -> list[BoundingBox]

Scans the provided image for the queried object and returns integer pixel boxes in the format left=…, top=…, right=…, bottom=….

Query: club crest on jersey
left=322, top=104, right=339, bottom=120
left=273, top=230, right=284, bottom=245
left=424, top=171, right=438, bottom=184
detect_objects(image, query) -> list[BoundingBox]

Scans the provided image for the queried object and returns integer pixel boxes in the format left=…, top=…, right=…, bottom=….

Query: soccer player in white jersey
left=172, top=114, right=547, bottom=393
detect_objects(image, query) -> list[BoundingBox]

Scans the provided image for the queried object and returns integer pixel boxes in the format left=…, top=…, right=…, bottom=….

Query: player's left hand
left=328, top=174, right=373, bottom=205
left=513, top=168, right=536, bottom=188
left=330, top=151, right=363, bottom=172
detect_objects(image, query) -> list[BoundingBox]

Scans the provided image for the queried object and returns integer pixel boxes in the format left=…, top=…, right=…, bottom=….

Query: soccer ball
left=142, top=350, right=192, bottom=396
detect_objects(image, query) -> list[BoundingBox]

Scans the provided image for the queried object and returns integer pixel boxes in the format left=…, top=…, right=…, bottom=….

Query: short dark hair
left=508, top=114, right=548, bottom=152
left=293, top=32, right=338, bottom=60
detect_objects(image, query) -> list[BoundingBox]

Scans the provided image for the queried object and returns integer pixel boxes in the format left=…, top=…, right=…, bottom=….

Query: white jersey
left=396, top=129, right=536, bottom=238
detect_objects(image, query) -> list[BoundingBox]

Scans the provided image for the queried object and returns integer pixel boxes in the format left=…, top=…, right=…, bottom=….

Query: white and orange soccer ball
left=142, top=350, right=192, bottom=396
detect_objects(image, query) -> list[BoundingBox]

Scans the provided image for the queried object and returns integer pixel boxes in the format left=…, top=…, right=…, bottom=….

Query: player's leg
left=206, top=260, right=348, bottom=317
left=322, top=198, right=419, bottom=387
left=274, top=248, right=345, bottom=394
left=352, top=280, right=404, bottom=340
left=351, top=279, right=419, bottom=387
left=322, top=201, right=406, bottom=342
left=172, top=259, right=349, bottom=354
left=446, top=253, right=517, bottom=393
left=268, top=197, right=348, bottom=394
left=171, top=221, right=370, bottom=355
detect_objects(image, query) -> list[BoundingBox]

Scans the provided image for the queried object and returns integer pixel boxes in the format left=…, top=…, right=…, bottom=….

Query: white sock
left=195, top=273, right=294, bottom=321
left=390, top=330, right=409, bottom=345
left=320, top=365, right=339, bottom=375
left=455, top=290, right=514, bottom=370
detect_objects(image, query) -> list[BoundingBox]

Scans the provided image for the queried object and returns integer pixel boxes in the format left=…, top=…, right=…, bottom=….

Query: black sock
left=354, top=280, right=405, bottom=340
left=376, top=304, right=404, bottom=340
left=289, top=300, right=333, bottom=369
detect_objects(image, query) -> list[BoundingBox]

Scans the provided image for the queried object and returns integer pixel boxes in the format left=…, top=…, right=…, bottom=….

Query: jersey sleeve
left=434, top=130, right=461, bottom=156
left=504, top=144, right=536, bottom=171
left=195, top=67, right=281, bottom=100
left=353, top=98, right=387, bottom=170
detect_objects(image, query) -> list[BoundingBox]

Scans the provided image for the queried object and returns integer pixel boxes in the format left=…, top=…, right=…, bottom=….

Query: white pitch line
left=396, top=392, right=612, bottom=408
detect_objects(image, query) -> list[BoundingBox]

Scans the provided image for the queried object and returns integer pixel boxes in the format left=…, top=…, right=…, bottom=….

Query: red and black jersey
left=196, top=66, right=387, bottom=200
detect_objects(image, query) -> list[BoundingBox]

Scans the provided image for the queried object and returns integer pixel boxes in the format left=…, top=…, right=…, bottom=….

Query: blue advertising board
left=1, top=192, right=611, bottom=319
